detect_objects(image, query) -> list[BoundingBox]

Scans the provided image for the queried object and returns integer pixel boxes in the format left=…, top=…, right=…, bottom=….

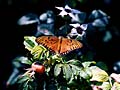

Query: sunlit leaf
left=110, top=73, right=120, bottom=83
left=90, top=66, right=109, bottom=82
left=54, top=64, right=63, bottom=77
left=24, top=36, right=38, bottom=51
left=80, top=67, right=92, bottom=79
left=101, top=82, right=111, bottom=90
left=69, top=64, right=81, bottom=75
left=82, top=61, right=96, bottom=68
left=62, top=64, right=72, bottom=80
left=31, top=45, right=47, bottom=59
left=111, top=82, right=120, bottom=90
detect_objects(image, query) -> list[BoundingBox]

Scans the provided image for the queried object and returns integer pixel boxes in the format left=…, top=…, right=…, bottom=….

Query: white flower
left=55, top=5, right=81, bottom=18
left=68, top=23, right=88, bottom=38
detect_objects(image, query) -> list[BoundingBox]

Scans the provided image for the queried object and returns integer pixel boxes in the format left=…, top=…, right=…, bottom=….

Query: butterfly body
left=36, top=36, right=83, bottom=55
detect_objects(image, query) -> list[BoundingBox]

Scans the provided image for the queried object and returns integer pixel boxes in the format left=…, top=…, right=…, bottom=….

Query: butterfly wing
left=36, top=36, right=83, bottom=55
left=60, top=37, right=83, bottom=54
left=36, top=36, right=60, bottom=54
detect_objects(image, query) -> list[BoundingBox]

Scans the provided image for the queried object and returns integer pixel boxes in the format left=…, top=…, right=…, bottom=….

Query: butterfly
left=35, top=36, right=83, bottom=55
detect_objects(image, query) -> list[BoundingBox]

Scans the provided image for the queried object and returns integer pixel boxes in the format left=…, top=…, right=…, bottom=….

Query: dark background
left=0, top=0, right=120, bottom=89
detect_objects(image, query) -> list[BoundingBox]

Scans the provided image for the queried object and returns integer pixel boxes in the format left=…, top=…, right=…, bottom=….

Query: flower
left=68, top=23, right=88, bottom=38
left=55, top=5, right=81, bottom=18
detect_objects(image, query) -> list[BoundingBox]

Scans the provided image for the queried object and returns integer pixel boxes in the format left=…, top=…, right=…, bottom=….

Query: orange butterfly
left=35, top=36, right=83, bottom=55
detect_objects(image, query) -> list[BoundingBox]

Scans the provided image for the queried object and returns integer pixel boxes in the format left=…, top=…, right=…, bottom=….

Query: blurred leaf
left=65, top=0, right=77, bottom=8
left=12, top=56, right=25, bottom=68
left=71, top=12, right=87, bottom=23
left=36, top=10, right=55, bottom=36
left=35, top=24, right=54, bottom=36
left=39, top=13, right=48, bottom=21
left=92, top=17, right=109, bottom=27
left=77, top=0, right=87, bottom=3
left=103, top=31, right=112, bottom=42
left=46, top=82, right=57, bottom=90
left=6, top=68, right=20, bottom=86
left=17, top=13, right=39, bottom=25
left=81, top=51, right=95, bottom=61
left=90, top=66, right=109, bottom=82
left=21, top=58, right=32, bottom=65
left=96, top=61, right=108, bottom=71
left=13, top=56, right=32, bottom=65
left=57, top=85, right=67, bottom=90
left=54, top=64, right=63, bottom=77
left=17, top=75, right=31, bottom=84
left=17, top=75, right=37, bottom=90
left=88, top=10, right=108, bottom=20
left=58, top=24, right=70, bottom=36
left=39, top=10, right=54, bottom=24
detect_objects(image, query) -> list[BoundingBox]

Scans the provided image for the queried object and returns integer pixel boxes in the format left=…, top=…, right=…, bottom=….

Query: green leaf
left=111, top=82, right=120, bottom=90
left=12, top=56, right=24, bottom=68
left=54, top=64, right=62, bottom=77
left=82, top=61, right=96, bottom=68
left=17, top=75, right=30, bottom=83
left=67, top=59, right=82, bottom=67
left=24, top=36, right=38, bottom=51
left=69, top=64, right=81, bottom=75
left=57, top=85, right=67, bottom=90
left=90, top=66, right=109, bottom=82
left=80, top=67, right=92, bottom=79
left=62, top=64, right=72, bottom=80
left=67, top=74, right=77, bottom=86
left=101, top=82, right=111, bottom=90
left=31, top=45, right=47, bottom=59
left=18, top=75, right=37, bottom=90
